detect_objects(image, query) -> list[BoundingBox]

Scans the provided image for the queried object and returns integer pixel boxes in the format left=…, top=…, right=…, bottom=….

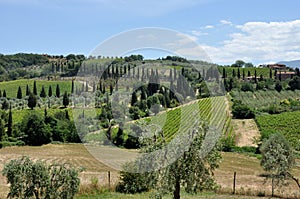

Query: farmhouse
left=276, top=71, right=296, bottom=80
left=267, top=63, right=286, bottom=70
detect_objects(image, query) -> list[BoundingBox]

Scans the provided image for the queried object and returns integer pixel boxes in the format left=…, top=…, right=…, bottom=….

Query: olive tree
left=2, top=156, right=81, bottom=199
left=117, top=121, right=221, bottom=199
left=260, top=133, right=299, bottom=196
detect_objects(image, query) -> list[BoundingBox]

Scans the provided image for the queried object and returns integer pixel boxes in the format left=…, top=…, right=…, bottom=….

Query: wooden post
left=108, top=171, right=111, bottom=189
left=233, top=171, right=236, bottom=194
left=272, top=176, right=274, bottom=197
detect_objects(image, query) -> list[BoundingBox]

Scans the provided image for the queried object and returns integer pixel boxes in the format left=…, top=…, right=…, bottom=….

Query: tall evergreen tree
left=7, top=105, right=12, bottom=137
left=33, top=81, right=37, bottom=95
left=17, top=86, right=22, bottom=99
left=26, top=85, right=30, bottom=96
left=0, top=119, right=4, bottom=141
left=56, top=84, right=60, bottom=98
left=242, top=69, right=245, bottom=80
left=48, top=86, right=52, bottom=97
left=222, top=68, right=226, bottom=78
left=0, top=90, right=2, bottom=97
left=3, top=90, right=7, bottom=98
left=63, top=91, right=69, bottom=108
left=40, top=86, right=46, bottom=98
left=131, top=92, right=137, bottom=106
left=254, top=69, right=257, bottom=83
left=237, top=68, right=241, bottom=79
left=71, top=80, right=74, bottom=94
left=28, top=93, right=37, bottom=110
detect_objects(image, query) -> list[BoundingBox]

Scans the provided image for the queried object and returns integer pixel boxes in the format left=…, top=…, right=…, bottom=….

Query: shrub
left=2, top=156, right=82, bottom=199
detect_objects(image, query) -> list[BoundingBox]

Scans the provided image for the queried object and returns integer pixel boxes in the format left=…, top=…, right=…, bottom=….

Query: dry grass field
left=0, top=144, right=298, bottom=198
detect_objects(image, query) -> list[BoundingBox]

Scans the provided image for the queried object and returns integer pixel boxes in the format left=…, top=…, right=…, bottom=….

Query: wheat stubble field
left=0, top=144, right=298, bottom=198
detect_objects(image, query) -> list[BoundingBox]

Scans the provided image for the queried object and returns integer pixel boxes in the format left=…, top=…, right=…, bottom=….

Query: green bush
left=2, top=156, right=82, bottom=199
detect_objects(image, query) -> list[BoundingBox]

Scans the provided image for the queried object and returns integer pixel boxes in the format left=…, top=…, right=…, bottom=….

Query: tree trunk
left=173, top=176, right=180, bottom=199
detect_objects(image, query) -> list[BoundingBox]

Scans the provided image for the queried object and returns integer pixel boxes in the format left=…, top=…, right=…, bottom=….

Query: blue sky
left=0, top=0, right=300, bottom=64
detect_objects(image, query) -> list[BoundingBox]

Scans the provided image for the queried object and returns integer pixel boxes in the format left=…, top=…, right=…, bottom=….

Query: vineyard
left=232, top=90, right=300, bottom=111
left=256, top=111, right=300, bottom=150
left=104, top=96, right=232, bottom=144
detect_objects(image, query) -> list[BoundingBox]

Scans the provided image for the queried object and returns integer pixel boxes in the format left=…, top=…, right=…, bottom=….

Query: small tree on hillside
left=17, top=86, right=22, bottom=99
left=28, top=93, right=37, bottom=110
left=40, top=85, right=46, bottom=98
left=7, top=105, right=12, bottom=137
left=117, top=121, right=221, bottom=199
left=48, top=85, right=52, bottom=97
left=33, top=80, right=37, bottom=95
left=3, top=90, right=7, bottom=98
left=63, top=91, right=69, bottom=108
left=56, top=84, right=60, bottom=98
left=260, top=133, right=298, bottom=196
left=26, top=84, right=30, bottom=96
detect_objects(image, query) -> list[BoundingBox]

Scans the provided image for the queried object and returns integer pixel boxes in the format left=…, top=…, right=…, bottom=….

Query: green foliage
left=116, top=162, right=149, bottom=194
left=231, top=100, right=255, bottom=119
left=21, top=112, right=51, bottom=146
left=260, top=133, right=295, bottom=195
left=2, top=156, right=81, bottom=199
left=17, top=86, right=22, bottom=99
left=256, top=111, right=300, bottom=150
left=63, top=91, right=69, bottom=108
left=289, top=76, right=300, bottom=90
left=118, top=122, right=221, bottom=199
left=27, top=93, right=37, bottom=110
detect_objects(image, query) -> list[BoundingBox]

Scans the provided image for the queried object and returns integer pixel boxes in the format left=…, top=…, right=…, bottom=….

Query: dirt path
left=232, top=119, right=260, bottom=147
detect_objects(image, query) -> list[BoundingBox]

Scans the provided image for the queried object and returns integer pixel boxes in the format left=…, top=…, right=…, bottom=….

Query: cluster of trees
left=222, top=61, right=300, bottom=93
left=2, top=156, right=81, bottom=199
left=0, top=107, right=80, bottom=147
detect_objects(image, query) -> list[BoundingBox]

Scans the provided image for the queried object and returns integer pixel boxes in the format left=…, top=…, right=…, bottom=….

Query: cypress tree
left=48, top=86, right=52, bottom=97
left=85, top=81, right=89, bottom=92
left=3, top=90, right=6, bottom=98
left=0, top=90, right=2, bottom=97
left=222, top=68, right=226, bottom=78
left=7, top=105, right=12, bottom=137
left=71, top=80, right=74, bottom=94
left=254, top=70, right=257, bottom=83
left=33, top=81, right=37, bottom=95
left=242, top=69, right=245, bottom=80
left=232, top=69, right=236, bottom=78
left=17, top=86, right=22, bottom=99
left=131, top=92, right=137, bottom=106
left=110, top=84, right=113, bottom=95
left=26, top=84, right=30, bottom=96
left=28, top=93, right=37, bottom=110
left=247, top=71, right=251, bottom=77
left=56, top=84, right=60, bottom=98
left=40, top=86, right=46, bottom=98
left=63, top=91, right=69, bottom=108
left=237, top=68, right=241, bottom=79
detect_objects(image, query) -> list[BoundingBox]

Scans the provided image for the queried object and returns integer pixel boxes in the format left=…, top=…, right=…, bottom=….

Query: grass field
left=0, top=79, right=74, bottom=98
left=0, top=144, right=298, bottom=198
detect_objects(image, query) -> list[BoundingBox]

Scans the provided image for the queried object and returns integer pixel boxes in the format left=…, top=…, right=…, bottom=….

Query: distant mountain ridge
left=277, top=60, right=300, bottom=68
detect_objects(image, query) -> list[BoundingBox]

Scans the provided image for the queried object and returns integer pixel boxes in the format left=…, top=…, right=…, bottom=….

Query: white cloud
left=220, top=20, right=233, bottom=26
left=191, top=30, right=208, bottom=36
left=204, top=25, right=214, bottom=29
left=183, top=20, right=300, bottom=64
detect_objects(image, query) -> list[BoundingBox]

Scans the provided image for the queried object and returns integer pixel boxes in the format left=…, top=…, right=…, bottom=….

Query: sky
left=0, top=0, right=300, bottom=65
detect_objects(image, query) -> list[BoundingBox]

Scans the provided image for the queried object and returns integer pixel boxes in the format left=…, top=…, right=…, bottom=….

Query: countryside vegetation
left=0, top=54, right=299, bottom=198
